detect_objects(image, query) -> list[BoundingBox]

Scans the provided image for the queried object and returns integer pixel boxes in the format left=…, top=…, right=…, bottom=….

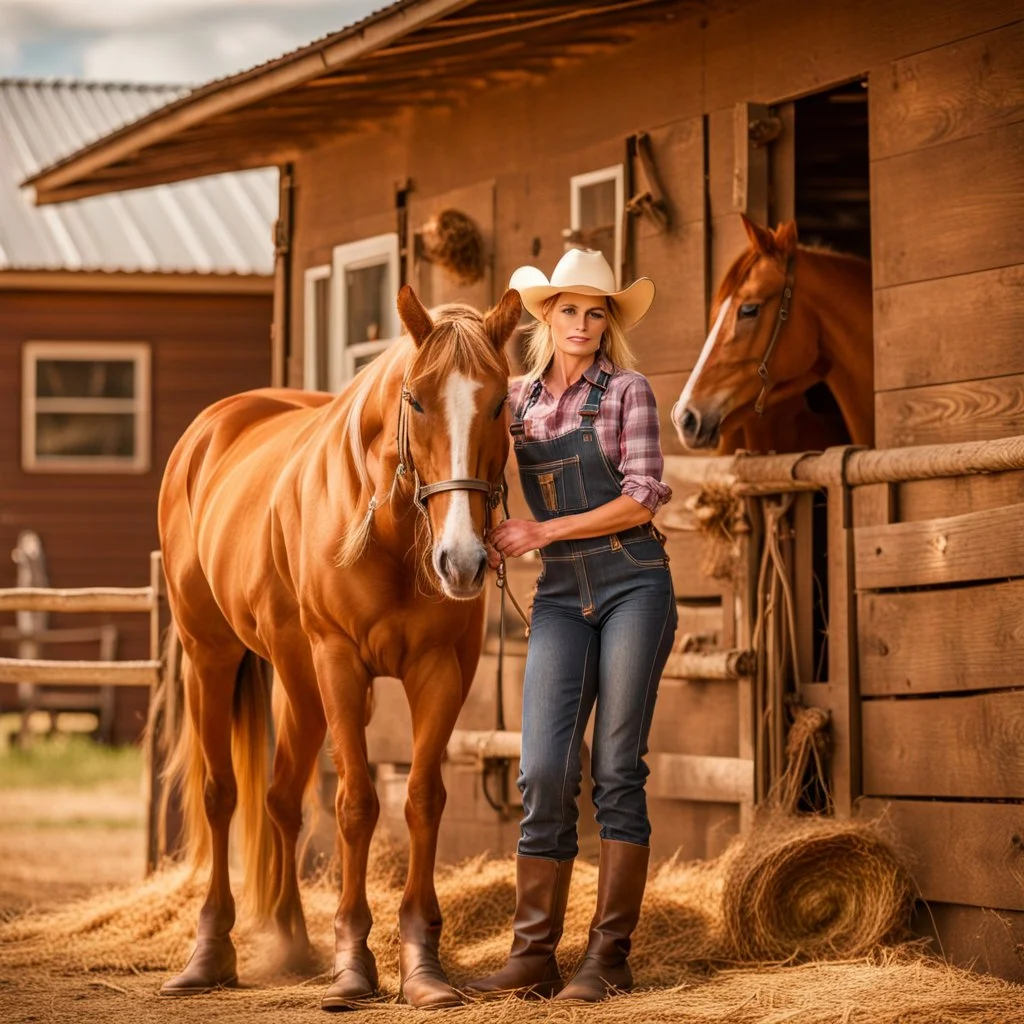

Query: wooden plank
left=854, top=502, right=1024, bottom=589
left=850, top=482, right=894, bottom=529
left=0, top=587, right=154, bottom=614
left=898, top=469, right=1024, bottom=522
left=912, top=902, right=1024, bottom=982
left=858, top=798, right=1024, bottom=911
left=0, top=658, right=161, bottom=686
left=874, top=265, right=1024, bottom=391
left=664, top=530, right=731, bottom=599
left=647, top=752, right=753, bottom=804
left=648, top=798, right=739, bottom=862
left=875, top=373, right=1024, bottom=449
left=872, top=121, right=1024, bottom=289
left=663, top=648, right=753, bottom=681
left=861, top=691, right=1024, bottom=800
left=858, top=579, right=1024, bottom=695
left=870, top=22, right=1024, bottom=162
left=648, top=678, right=738, bottom=758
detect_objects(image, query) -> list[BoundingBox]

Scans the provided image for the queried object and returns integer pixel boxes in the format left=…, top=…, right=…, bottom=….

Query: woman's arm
left=490, top=495, right=652, bottom=559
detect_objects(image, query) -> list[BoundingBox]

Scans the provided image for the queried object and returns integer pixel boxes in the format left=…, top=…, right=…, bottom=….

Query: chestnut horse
left=157, top=286, right=521, bottom=1009
left=672, top=215, right=873, bottom=453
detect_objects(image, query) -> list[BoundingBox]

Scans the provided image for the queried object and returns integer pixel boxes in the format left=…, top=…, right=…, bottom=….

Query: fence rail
left=0, top=587, right=155, bottom=614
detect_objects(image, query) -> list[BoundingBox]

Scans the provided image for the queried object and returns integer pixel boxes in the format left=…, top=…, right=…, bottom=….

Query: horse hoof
left=159, top=936, right=238, bottom=996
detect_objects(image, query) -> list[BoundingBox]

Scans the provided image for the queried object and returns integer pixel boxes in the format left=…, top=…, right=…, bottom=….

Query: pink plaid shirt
left=509, top=355, right=672, bottom=513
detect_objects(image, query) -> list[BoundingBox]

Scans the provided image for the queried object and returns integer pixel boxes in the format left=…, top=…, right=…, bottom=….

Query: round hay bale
left=721, top=816, right=914, bottom=963
left=419, top=208, right=486, bottom=284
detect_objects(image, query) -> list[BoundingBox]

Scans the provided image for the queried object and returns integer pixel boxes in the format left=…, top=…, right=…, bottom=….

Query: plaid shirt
left=509, top=355, right=672, bottom=513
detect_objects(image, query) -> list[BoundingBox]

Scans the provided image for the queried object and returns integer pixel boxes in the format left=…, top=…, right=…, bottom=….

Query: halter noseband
left=753, top=254, right=796, bottom=415
left=396, top=383, right=506, bottom=522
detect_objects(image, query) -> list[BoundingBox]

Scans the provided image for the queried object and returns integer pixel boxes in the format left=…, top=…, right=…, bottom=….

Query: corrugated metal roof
left=0, top=79, right=276, bottom=277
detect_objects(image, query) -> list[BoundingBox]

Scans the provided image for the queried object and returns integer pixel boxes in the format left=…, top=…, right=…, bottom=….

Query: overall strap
left=510, top=379, right=543, bottom=438
left=579, top=369, right=611, bottom=422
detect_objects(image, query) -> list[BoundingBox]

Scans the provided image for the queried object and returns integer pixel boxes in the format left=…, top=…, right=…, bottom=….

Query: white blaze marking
left=678, top=296, right=732, bottom=410
left=439, top=371, right=483, bottom=559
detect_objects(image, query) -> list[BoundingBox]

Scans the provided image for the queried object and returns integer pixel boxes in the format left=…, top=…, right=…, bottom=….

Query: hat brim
left=512, top=277, right=656, bottom=330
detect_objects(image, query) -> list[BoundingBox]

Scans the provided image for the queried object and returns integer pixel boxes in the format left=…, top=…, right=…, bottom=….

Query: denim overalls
left=512, top=370, right=677, bottom=861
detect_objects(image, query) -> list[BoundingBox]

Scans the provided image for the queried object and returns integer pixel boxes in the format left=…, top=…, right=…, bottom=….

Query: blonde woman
left=470, top=249, right=677, bottom=1002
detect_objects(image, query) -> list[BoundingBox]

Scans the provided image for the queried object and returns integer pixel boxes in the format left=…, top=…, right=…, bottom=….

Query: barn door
left=406, top=181, right=495, bottom=311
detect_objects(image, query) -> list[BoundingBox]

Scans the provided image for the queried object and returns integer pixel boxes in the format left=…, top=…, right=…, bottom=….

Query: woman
left=469, top=248, right=677, bottom=1002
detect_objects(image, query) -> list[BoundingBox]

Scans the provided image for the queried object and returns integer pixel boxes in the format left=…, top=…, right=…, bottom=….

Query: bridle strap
left=417, top=478, right=494, bottom=500
left=754, top=254, right=796, bottom=415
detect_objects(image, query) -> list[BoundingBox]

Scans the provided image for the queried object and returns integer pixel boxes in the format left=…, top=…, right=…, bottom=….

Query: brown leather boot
left=554, top=839, right=649, bottom=1002
left=466, top=855, right=574, bottom=998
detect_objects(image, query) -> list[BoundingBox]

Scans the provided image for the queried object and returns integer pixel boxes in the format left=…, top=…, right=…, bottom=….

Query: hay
left=419, top=209, right=487, bottom=285
left=721, top=815, right=914, bottom=963
left=685, top=482, right=746, bottom=582
left=2, top=824, right=1021, bottom=1024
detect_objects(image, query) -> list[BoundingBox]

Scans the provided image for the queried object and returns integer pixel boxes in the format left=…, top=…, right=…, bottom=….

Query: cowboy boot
left=554, top=839, right=649, bottom=1002
left=466, top=855, right=574, bottom=998
left=398, top=913, right=462, bottom=1009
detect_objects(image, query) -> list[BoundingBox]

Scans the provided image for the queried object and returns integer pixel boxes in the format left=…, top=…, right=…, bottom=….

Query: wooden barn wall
left=0, top=289, right=272, bottom=742
left=284, top=0, right=1021, bottom=866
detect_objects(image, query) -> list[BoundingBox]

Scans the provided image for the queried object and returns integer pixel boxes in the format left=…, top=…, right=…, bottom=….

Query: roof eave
left=25, top=0, right=477, bottom=204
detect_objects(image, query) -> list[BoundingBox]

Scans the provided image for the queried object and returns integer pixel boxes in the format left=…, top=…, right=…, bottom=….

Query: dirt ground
left=2, top=733, right=1023, bottom=1024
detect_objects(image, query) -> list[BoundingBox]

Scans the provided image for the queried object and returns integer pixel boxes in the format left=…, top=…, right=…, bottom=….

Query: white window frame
left=329, top=234, right=401, bottom=392
left=22, top=341, right=151, bottom=474
left=570, top=165, right=625, bottom=289
left=303, top=264, right=331, bottom=390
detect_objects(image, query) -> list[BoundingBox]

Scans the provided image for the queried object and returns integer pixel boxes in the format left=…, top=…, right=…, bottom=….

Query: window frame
left=569, top=164, right=625, bottom=289
left=21, top=340, right=151, bottom=474
left=303, top=263, right=331, bottom=391
left=329, top=234, right=401, bottom=392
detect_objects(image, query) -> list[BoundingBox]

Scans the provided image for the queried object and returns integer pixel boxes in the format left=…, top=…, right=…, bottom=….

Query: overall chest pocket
left=521, top=456, right=588, bottom=514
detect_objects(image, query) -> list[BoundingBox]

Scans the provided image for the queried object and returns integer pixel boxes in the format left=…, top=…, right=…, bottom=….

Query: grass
left=0, top=714, right=143, bottom=789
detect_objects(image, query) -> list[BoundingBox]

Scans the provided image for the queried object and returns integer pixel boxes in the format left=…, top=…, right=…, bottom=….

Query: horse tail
left=232, top=650, right=275, bottom=921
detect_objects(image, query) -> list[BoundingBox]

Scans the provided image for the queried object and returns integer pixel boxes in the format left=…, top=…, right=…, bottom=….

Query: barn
left=23, top=0, right=1024, bottom=979
left=0, top=80, right=276, bottom=741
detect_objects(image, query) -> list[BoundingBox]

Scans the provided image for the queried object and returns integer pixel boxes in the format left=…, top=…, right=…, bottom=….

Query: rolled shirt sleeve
left=618, top=376, right=673, bottom=513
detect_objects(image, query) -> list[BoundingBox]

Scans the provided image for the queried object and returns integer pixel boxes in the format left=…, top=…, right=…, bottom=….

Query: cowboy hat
left=509, top=248, right=655, bottom=329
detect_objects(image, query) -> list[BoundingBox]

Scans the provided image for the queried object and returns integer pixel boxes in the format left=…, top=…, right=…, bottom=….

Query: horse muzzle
left=435, top=545, right=488, bottom=600
left=675, top=402, right=721, bottom=450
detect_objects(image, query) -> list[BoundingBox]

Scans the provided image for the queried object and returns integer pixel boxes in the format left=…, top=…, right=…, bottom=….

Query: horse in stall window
left=672, top=215, right=873, bottom=453
left=156, top=285, right=521, bottom=1009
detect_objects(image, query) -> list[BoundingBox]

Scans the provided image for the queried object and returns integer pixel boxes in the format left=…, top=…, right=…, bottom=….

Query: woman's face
left=546, top=291, right=607, bottom=360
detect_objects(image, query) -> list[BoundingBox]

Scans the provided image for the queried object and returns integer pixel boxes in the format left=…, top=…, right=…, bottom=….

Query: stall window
left=22, top=341, right=151, bottom=473
left=570, top=165, right=625, bottom=287
left=303, top=264, right=331, bottom=390
left=330, top=234, right=401, bottom=391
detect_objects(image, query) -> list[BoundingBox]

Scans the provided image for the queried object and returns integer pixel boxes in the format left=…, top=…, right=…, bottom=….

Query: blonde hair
left=522, top=294, right=637, bottom=381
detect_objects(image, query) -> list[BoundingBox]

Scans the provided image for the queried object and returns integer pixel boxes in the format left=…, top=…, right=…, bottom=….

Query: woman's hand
left=490, top=518, right=551, bottom=559
left=485, top=541, right=502, bottom=571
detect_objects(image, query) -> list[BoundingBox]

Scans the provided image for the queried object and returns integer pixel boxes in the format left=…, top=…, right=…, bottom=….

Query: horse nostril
left=473, top=555, right=486, bottom=588
left=439, top=550, right=451, bottom=578
left=682, top=408, right=698, bottom=435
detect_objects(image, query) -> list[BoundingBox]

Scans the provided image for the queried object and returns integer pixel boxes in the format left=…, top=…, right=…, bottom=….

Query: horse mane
left=335, top=303, right=509, bottom=568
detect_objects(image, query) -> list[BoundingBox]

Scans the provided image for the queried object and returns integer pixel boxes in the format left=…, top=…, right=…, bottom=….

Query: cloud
left=0, top=0, right=384, bottom=83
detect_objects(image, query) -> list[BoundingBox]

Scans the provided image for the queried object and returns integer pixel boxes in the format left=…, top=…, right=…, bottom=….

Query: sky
left=0, top=0, right=386, bottom=86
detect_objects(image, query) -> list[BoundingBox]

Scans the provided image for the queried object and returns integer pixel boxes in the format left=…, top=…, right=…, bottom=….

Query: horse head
left=673, top=215, right=826, bottom=450
left=396, top=285, right=521, bottom=600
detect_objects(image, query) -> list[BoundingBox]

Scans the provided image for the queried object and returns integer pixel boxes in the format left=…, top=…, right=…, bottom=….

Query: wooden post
left=734, top=497, right=760, bottom=832
left=144, top=550, right=183, bottom=873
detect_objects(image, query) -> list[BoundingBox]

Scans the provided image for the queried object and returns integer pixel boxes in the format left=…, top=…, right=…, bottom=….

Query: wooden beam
left=0, top=658, right=161, bottom=686
left=0, top=270, right=273, bottom=295
left=0, top=586, right=154, bottom=614
left=647, top=752, right=754, bottom=803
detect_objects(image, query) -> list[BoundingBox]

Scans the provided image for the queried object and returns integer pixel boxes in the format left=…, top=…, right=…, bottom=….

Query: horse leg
left=265, top=643, right=326, bottom=971
left=397, top=649, right=465, bottom=1008
left=162, top=640, right=247, bottom=995
left=313, top=639, right=380, bottom=1010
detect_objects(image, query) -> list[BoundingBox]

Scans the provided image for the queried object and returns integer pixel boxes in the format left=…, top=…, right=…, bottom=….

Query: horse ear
left=774, top=220, right=799, bottom=256
left=397, top=285, right=434, bottom=347
left=740, top=213, right=775, bottom=255
left=483, top=289, right=523, bottom=350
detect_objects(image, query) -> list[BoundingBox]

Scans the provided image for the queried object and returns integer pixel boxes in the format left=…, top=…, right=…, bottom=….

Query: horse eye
left=408, top=395, right=424, bottom=413
left=492, top=395, right=507, bottom=420
left=738, top=303, right=760, bottom=319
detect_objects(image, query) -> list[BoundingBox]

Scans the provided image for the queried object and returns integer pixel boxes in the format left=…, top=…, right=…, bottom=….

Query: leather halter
left=754, top=254, right=796, bottom=415
left=396, top=382, right=506, bottom=522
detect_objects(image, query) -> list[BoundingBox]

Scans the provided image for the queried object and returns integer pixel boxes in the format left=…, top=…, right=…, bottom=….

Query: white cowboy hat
left=509, top=248, right=655, bottom=329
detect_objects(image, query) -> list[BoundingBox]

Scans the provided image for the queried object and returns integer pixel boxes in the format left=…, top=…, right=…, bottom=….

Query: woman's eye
left=589, top=311, right=605, bottom=320
left=738, top=303, right=760, bottom=319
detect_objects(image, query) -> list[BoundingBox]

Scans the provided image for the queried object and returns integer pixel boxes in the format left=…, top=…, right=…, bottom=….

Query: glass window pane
left=35, top=413, right=136, bottom=458
left=35, top=359, right=136, bottom=399
left=346, top=262, right=389, bottom=346
left=578, top=179, right=617, bottom=270
left=314, top=276, right=330, bottom=389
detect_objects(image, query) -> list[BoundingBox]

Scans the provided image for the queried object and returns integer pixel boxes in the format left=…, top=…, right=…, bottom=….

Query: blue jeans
left=516, top=539, right=677, bottom=861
